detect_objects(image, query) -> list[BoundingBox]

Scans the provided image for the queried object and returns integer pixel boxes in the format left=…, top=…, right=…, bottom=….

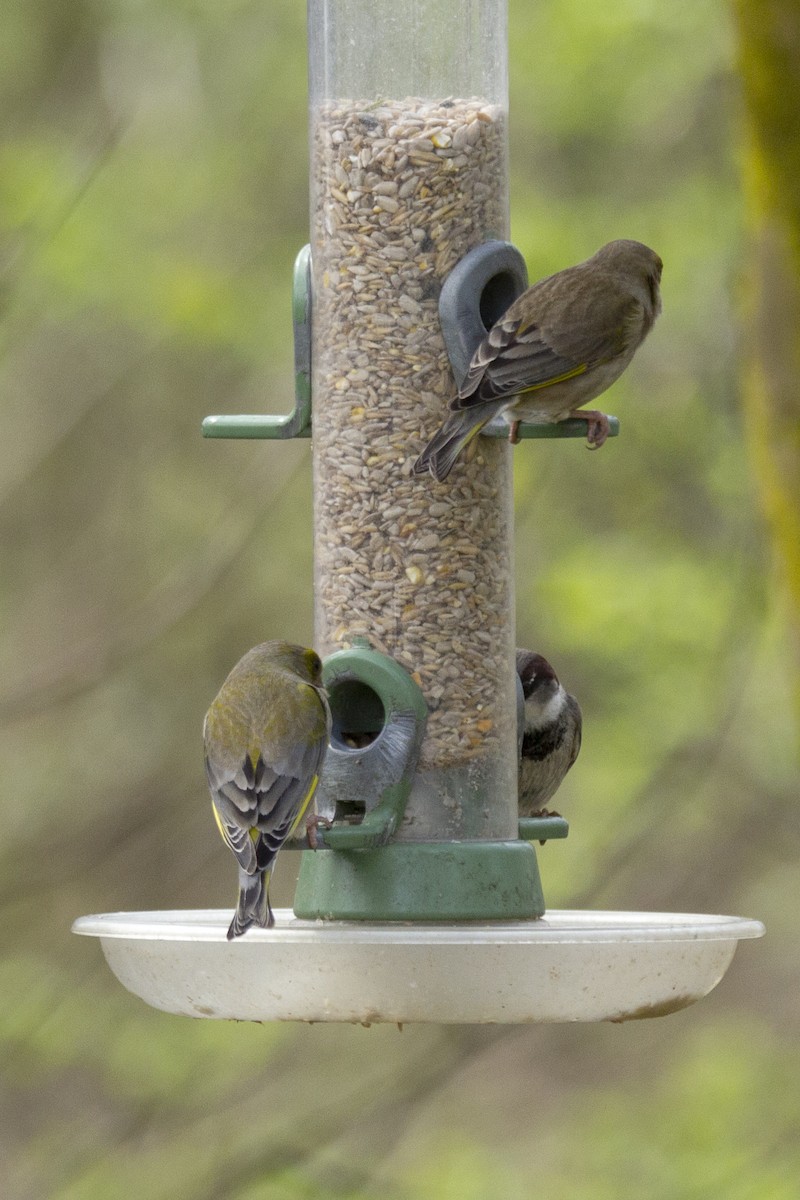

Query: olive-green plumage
left=414, top=239, right=663, bottom=482
left=203, top=641, right=330, bottom=939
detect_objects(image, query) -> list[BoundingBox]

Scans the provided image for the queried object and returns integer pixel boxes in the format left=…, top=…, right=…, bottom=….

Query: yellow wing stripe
left=212, top=801, right=235, bottom=851
left=289, top=774, right=319, bottom=836
left=516, top=362, right=588, bottom=394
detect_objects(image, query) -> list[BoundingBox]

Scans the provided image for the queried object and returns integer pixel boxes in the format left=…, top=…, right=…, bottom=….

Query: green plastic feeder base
left=293, top=840, right=544, bottom=921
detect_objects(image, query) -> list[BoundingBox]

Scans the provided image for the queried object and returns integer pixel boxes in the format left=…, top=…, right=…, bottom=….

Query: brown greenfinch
left=415, top=239, right=662, bottom=482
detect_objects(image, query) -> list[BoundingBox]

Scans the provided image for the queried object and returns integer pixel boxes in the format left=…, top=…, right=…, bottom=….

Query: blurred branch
left=563, top=551, right=769, bottom=909
left=0, top=121, right=129, bottom=337
left=569, top=737, right=797, bottom=913
left=0, top=450, right=306, bottom=725
left=0, top=335, right=157, bottom=510
left=567, top=713, right=739, bottom=910
left=333, top=1028, right=516, bottom=1197
left=195, top=1027, right=512, bottom=1200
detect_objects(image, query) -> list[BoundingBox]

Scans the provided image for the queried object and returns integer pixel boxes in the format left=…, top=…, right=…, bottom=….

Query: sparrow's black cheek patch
left=521, top=717, right=567, bottom=762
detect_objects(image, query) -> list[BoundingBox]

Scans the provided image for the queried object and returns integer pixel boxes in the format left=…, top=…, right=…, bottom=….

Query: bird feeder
left=73, top=0, right=763, bottom=1023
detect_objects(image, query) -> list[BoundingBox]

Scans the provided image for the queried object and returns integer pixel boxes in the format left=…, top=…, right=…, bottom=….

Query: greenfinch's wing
left=452, top=316, right=588, bottom=408
left=208, top=782, right=259, bottom=873
left=206, top=681, right=328, bottom=872
left=207, top=749, right=318, bottom=873
left=453, top=293, right=646, bottom=410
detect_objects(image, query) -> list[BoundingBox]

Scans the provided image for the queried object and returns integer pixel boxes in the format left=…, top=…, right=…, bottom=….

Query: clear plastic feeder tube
left=309, top=0, right=516, bottom=839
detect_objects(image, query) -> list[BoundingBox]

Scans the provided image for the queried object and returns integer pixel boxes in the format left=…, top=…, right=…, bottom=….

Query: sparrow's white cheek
left=525, top=688, right=566, bottom=731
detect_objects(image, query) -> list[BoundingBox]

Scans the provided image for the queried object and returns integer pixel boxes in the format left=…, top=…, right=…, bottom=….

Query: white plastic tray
left=72, top=909, right=764, bottom=1024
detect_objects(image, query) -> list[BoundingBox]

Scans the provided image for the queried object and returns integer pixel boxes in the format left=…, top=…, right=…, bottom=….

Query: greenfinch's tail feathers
left=414, top=402, right=505, bottom=482
left=227, top=866, right=273, bottom=939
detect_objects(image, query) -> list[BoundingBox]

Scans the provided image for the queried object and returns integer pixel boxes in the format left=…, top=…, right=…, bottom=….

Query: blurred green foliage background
left=2, top=1, right=799, bottom=1197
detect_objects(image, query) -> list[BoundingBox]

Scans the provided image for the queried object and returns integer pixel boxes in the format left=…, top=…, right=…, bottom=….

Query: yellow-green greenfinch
left=517, top=650, right=582, bottom=817
left=203, top=641, right=330, bottom=939
left=414, top=239, right=662, bottom=482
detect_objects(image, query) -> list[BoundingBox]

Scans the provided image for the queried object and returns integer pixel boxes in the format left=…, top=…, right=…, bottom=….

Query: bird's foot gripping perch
left=305, top=813, right=333, bottom=850
left=568, top=408, right=611, bottom=449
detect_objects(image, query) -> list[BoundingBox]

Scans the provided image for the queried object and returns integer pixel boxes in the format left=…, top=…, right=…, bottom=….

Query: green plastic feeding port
left=292, top=642, right=547, bottom=922
left=308, top=642, right=428, bottom=849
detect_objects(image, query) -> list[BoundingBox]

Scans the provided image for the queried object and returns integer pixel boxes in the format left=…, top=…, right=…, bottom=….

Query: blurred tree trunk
left=733, top=1, right=800, bottom=732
